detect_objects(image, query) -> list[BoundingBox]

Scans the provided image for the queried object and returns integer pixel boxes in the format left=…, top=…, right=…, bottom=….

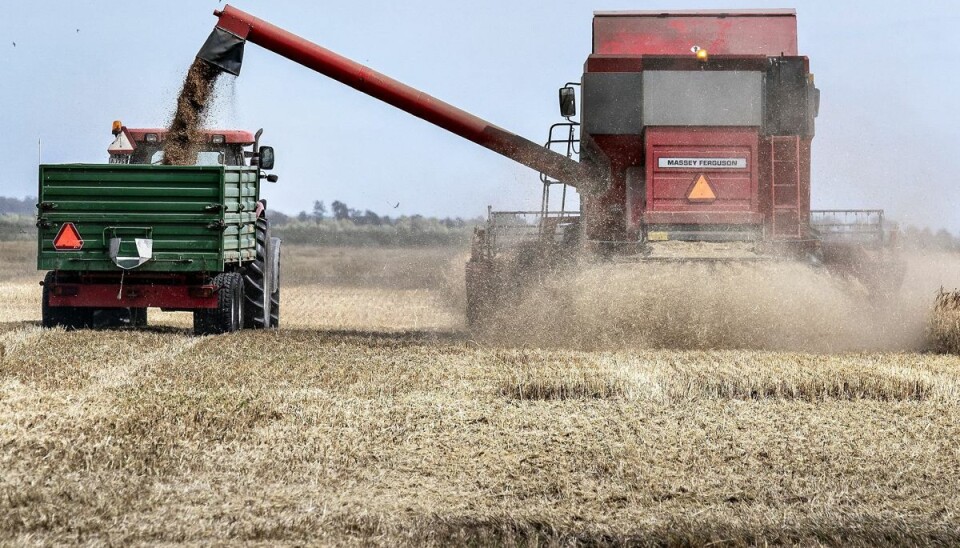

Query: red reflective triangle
left=687, top=174, right=717, bottom=203
left=53, top=222, right=84, bottom=250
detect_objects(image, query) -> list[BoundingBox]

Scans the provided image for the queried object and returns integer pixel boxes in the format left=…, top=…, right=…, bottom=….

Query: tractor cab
left=107, top=121, right=258, bottom=167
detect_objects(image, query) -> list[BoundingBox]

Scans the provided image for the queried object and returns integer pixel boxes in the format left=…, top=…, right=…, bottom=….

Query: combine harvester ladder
left=770, top=135, right=802, bottom=239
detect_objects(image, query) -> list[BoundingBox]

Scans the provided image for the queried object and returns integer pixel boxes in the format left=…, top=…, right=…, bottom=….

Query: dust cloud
left=162, top=59, right=223, bottom=166
left=476, top=252, right=960, bottom=353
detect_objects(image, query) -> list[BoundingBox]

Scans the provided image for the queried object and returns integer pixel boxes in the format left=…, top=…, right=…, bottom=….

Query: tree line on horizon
left=0, top=197, right=35, bottom=216
left=0, top=196, right=481, bottom=229
left=269, top=200, right=482, bottom=229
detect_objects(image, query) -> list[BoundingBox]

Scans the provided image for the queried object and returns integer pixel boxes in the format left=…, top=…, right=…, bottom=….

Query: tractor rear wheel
left=194, top=272, right=244, bottom=335
left=268, top=237, right=281, bottom=328
left=243, top=218, right=272, bottom=329
left=41, top=271, right=92, bottom=330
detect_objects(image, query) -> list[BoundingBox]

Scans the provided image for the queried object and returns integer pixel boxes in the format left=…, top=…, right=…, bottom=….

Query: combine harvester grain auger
left=196, top=5, right=905, bottom=325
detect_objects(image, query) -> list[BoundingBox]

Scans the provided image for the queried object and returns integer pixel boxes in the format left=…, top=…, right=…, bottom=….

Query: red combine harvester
left=195, top=6, right=902, bottom=323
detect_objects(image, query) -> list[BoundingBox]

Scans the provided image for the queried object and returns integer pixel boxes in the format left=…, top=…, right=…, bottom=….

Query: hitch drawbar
left=196, top=5, right=593, bottom=188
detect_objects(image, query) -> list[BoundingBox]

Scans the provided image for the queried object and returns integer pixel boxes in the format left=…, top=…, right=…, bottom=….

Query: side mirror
left=259, top=146, right=275, bottom=170
left=559, top=86, right=577, bottom=118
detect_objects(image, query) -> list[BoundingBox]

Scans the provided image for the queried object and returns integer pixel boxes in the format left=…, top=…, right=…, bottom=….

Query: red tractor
left=107, top=124, right=260, bottom=168
left=191, top=6, right=903, bottom=324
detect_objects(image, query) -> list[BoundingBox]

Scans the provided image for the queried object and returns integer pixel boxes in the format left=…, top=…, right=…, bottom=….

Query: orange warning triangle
left=53, top=222, right=84, bottom=250
left=687, top=174, right=717, bottom=203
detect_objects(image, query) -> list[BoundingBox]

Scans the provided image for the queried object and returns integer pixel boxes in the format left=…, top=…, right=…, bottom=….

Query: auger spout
left=197, top=5, right=592, bottom=187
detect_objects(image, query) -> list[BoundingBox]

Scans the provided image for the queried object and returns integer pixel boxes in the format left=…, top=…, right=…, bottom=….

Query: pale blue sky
left=2, top=1, right=958, bottom=231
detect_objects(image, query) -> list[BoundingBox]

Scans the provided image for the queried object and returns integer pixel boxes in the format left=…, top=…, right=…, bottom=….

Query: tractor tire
left=268, top=237, right=281, bottom=329
left=269, top=291, right=280, bottom=329
left=194, top=272, right=244, bottom=335
left=41, top=271, right=92, bottom=330
left=243, top=218, right=272, bottom=329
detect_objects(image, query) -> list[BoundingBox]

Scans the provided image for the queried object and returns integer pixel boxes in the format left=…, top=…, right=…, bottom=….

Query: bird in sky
left=11, top=42, right=15, bottom=47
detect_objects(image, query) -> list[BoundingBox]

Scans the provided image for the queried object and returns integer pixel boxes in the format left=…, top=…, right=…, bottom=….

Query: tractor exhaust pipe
left=196, top=5, right=593, bottom=188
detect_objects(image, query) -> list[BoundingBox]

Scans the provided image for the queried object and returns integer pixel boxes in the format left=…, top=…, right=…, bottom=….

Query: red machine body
left=593, top=9, right=798, bottom=56
left=123, top=128, right=255, bottom=145
left=108, top=125, right=257, bottom=165
left=199, top=6, right=817, bottom=250
left=46, top=275, right=218, bottom=311
left=643, top=127, right=761, bottom=227
left=580, top=10, right=816, bottom=246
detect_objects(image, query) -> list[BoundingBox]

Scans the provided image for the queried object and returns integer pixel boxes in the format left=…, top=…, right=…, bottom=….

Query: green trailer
left=38, top=128, right=280, bottom=334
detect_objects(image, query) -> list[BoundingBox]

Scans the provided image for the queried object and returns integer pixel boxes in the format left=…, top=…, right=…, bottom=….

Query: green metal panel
left=37, top=164, right=260, bottom=273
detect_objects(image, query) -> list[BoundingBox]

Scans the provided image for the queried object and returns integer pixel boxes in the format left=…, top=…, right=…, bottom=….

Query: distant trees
left=0, top=196, right=36, bottom=215
left=312, top=201, right=327, bottom=221
left=331, top=200, right=351, bottom=221
left=287, top=199, right=474, bottom=229
left=265, top=209, right=290, bottom=225
left=902, top=226, right=960, bottom=252
left=271, top=199, right=482, bottom=246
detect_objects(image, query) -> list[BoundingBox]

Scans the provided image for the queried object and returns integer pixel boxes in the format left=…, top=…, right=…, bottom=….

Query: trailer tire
left=41, top=272, right=92, bottom=330
left=194, top=272, right=244, bottom=335
left=243, top=218, right=272, bottom=329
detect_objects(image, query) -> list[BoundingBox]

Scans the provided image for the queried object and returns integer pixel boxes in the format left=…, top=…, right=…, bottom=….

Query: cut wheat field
left=2, top=241, right=960, bottom=545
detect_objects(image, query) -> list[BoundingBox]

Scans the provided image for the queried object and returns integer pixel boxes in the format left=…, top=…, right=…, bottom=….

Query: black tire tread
left=194, top=271, right=243, bottom=335
left=269, top=292, right=279, bottom=328
left=268, top=236, right=280, bottom=329
left=41, top=271, right=93, bottom=330
left=243, top=218, right=270, bottom=329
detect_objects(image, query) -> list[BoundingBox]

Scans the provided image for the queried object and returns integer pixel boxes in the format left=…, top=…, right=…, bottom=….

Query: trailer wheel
left=41, top=273, right=63, bottom=328
left=194, top=272, right=244, bottom=335
left=243, top=218, right=272, bottom=329
left=41, top=272, right=92, bottom=330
